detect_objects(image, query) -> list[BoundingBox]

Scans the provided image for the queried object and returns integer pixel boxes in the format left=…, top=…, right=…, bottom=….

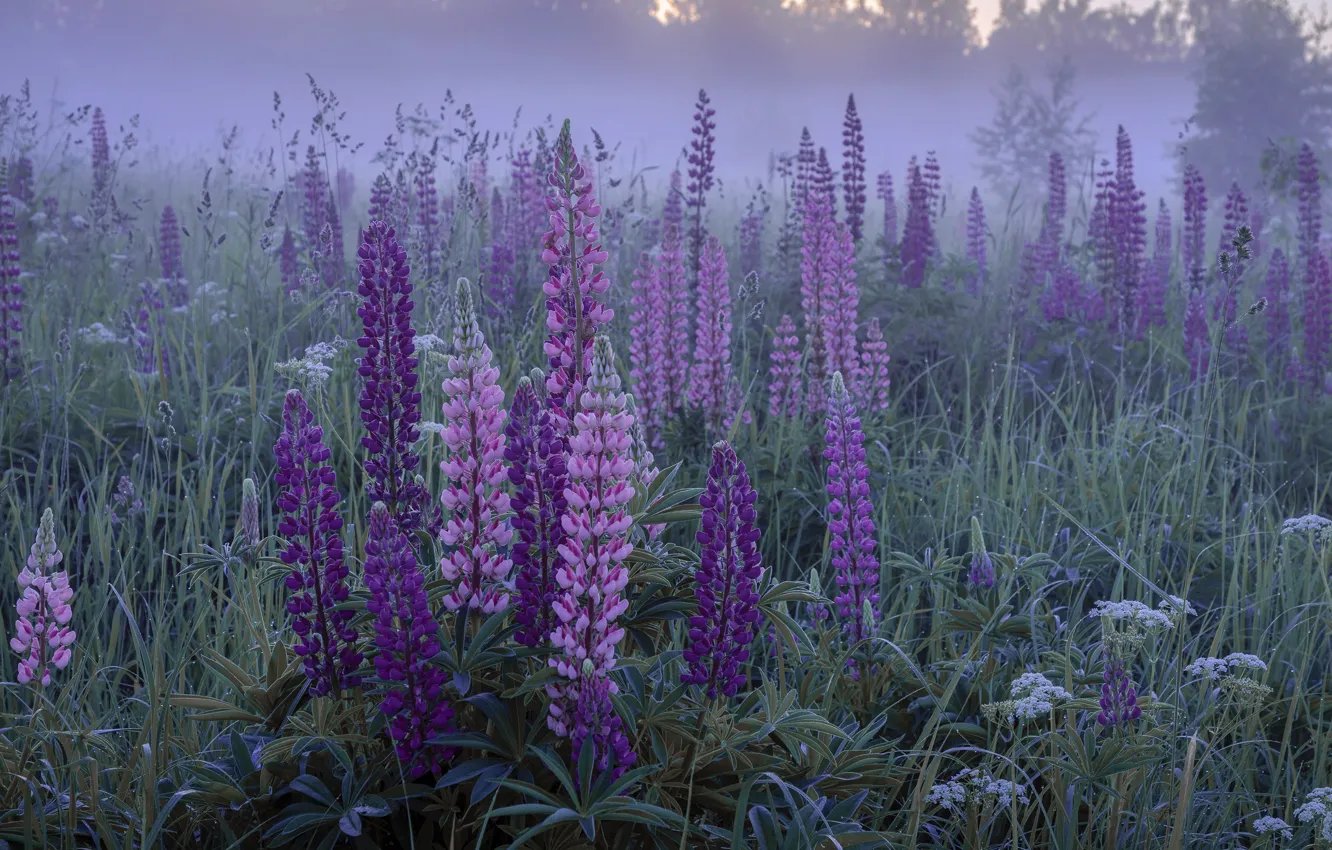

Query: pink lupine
left=689, top=234, right=739, bottom=435
left=823, top=221, right=860, bottom=394
left=857, top=317, right=890, bottom=414
left=768, top=314, right=802, bottom=420
left=541, top=120, right=614, bottom=427
left=10, top=509, right=76, bottom=687
left=547, top=336, right=636, bottom=779
left=439, top=281, right=512, bottom=613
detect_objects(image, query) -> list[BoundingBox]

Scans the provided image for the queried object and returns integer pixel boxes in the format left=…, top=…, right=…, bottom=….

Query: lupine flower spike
left=10, top=509, right=76, bottom=687
left=239, top=477, right=261, bottom=549
left=823, top=372, right=880, bottom=654
left=682, top=441, right=764, bottom=700
left=273, top=389, right=362, bottom=697
left=439, top=279, right=512, bottom=613
left=968, top=516, right=995, bottom=590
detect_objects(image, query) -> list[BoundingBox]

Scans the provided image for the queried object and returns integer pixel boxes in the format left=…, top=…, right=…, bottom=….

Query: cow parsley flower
left=1089, top=599, right=1175, bottom=630
left=925, top=769, right=1030, bottom=812
left=1252, top=815, right=1293, bottom=841
left=1295, top=788, right=1332, bottom=843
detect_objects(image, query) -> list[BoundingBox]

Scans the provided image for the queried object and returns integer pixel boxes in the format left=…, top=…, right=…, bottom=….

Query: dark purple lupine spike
left=1304, top=248, right=1332, bottom=389
left=274, top=388, right=362, bottom=697
left=682, top=441, right=764, bottom=701
left=364, top=501, right=453, bottom=778
left=484, top=190, right=517, bottom=325
left=823, top=372, right=879, bottom=645
left=1135, top=199, right=1170, bottom=337
left=280, top=225, right=299, bottom=296
left=368, top=173, right=393, bottom=223
left=841, top=95, right=866, bottom=243
left=1097, top=651, right=1142, bottom=728
left=159, top=205, right=187, bottom=307
left=0, top=166, right=22, bottom=380
left=966, top=187, right=986, bottom=296
left=685, top=88, right=716, bottom=285
left=968, top=551, right=995, bottom=590
left=901, top=159, right=932, bottom=289
left=355, top=221, right=429, bottom=533
left=505, top=375, right=570, bottom=648
left=813, top=147, right=836, bottom=218
left=1108, top=127, right=1147, bottom=333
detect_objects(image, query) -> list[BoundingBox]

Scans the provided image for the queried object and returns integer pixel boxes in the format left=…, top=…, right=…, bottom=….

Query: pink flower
left=10, top=509, right=76, bottom=687
left=689, top=235, right=742, bottom=435
left=768, top=314, right=803, bottom=420
left=857, top=317, right=891, bottom=414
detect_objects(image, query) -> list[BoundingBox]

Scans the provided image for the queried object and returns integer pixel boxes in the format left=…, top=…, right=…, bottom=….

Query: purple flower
left=689, top=235, right=741, bottom=436
left=823, top=372, right=879, bottom=645
left=274, top=389, right=362, bottom=697
left=682, top=441, right=764, bottom=700
left=800, top=179, right=838, bottom=414
left=90, top=107, right=110, bottom=218
left=968, top=552, right=995, bottom=590
left=658, top=224, right=691, bottom=416
left=823, top=221, right=860, bottom=398
left=796, top=128, right=816, bottom=212
left=1265, top=249, right=1291, bottom=356
left=364, top=502, right=454, bottom=778
left=686, top=88, right=717, bottom=283
left=663, top=169, right=684, bottom=235
left=368, top=173, right=393, bottom=223
left=133, top=281, right=169, bottom=377
left=923, top=152, right=942, bottom=226
left=0, top=173, right=21, bottom=379
left=901, top=160, right=933, bottom=289
left=1183, top=164, right=1208, bottom=294
left=1298, top=143, right=1322, bottom=276
left=966, top=187, right=986, bottom=295
left=159, top=205, right=186, bottom=306
left=483, top=191, right=517, bottom=323
left=10, top=509, right=76, bottom=687
left=841, top=95, right=867, bottom=243
left=628, top=251, right=665, bottom=444
left=506, top=375, right=570, bottom=648
left=355, top=221, right=429, bottom=532
left=1184, top=289, right=1210, bottom=382
left=302, top=146, right=329, bottom=272
left=813, top=148, right=836, bottom=218
left=1135, top=200, right=1170, bottom=337
left=1215, top=182, right=1249, bottom=352
left=1107, top=127, right=1147, bottom=332
left=857, top=317, right=890, bottom=414
left=279, top=225, right=299, bottom=296
left=415, top=152, right=441, bottom=285
left=1097, top=652, right=1142, bottom=728
left=876, top=170, right=897, bottom=269
left=1304, top=249, right=1332, bottom=389
left=768, top=314, right=802, bottom=421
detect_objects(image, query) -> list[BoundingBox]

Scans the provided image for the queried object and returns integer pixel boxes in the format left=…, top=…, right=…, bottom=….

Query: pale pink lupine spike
left=11, top=509, right=76, bottom=687
left=858, top=317, right=891, bottom=413
left=768, top=314, right=803, bottom=420
left=439, top=278, right=513, bottom=613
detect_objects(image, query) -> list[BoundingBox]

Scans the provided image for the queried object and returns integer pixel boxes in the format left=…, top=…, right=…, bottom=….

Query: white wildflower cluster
left=1089, top=600, right=1175, bottom=630
left=925, top=769, right=1030, bottom=812
left=303, top=339, right=347, bottom=362
left=983, top=672, right=1074, bottom=725
left=1281, top=514, right=1332, bottom=535
left=77, top=322, right=127, bottom=345
left=275, top=357, right=334, bottom=391
left=1253, top=815, right=1293, bottom=841
left=414, top=332, right=446, bottom=353
left=1185, top=653, right=1269, bottom=681
left=1295, top=788, right=1332, bottom=844
left=419, top=421, right=447, bottom=436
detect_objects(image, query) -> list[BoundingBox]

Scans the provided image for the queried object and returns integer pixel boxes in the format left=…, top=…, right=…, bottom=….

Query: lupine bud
left=685, top=89, right=716, bottom=284
left=10, top=509, right=76, bottom=687
left=968, top=516, right=995, bottom=590
left=1097, top=652, right=1142, bottom=728
left=240, top=477, right=261, bottom=547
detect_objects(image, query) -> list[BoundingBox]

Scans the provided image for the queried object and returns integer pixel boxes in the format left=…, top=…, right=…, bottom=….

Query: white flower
left=1007, top=673, right=1072, bottom=722
left=1157, top=595, right=1196, bottom=620
left=1089, top=600, right=1175, bottom=630
left=415, top=333, right=446, bottom=352
left=419, top=420, right=446, bottom=436
left=924, top=779, right=966, bottom=811
left=304, top=341, right=342, bottom=362
left=925, top=769, right=1029, bottom=812
left=1253, top=815, right=1293, bottom=840
left=1224, top=653, right=1267, bottom=673
left=1184, top=657, right=1231, bottom=681
left=275, top=357, right=333, bottom=390
left=1296, top=788, right=1332, bottom=843
left=77, top=322, right=126, bottom=345
left=1281, top=514, right=1332, bottom=535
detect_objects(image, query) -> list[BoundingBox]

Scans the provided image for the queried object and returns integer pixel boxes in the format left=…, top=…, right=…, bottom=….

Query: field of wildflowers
left=2, top=77, right=1332, bottom=849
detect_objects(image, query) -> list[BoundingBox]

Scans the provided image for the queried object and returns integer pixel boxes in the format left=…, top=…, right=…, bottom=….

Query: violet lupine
left=823, top=221, right=861, bottom=395
left=823, top=371, right=879, bottom=646
left=506, top=375, right=570, bottom=648
left=1266, top=249, right=1292, bottom=356
left=1097, top=651, right=1142, bottom=728
left=368, top=173, right=393, bottom=223
left=302, top=146, right=329, bottom=266
left=1215, top=182, right=1250, bottom=351
left=90, top=107, right=110, bottom=220
left=1298, top=143, right=1322, bottom=276
left=273, top=388, right=362, bottom=697
left=965, top=187, right=986, bottom=296
left=279, top=226, right=299, bottom=296
left=628, top=251, right=666, bottom=444
left=547, top=336, right=636, bottom=779
left=800, top=183, right=838, bottom=415
left=689, top=235, right=739, bottom=435
left=876, top=170, right=897, bottom=267
left=364, top=501, right=454, bottom=778
left=1045, top=151, right=1067, bottom=252
left=658, top=224, right=692, bottom=414
left=685, top=88, right=717, bottom=284
left=795, top=128, right=816, bottom=211
left=1184, top=288, right=1210, bottom=382
left=355, top=221, right=429, bottom=532
left=1136, top=200, right=1171, bottom=336
left=133, top=281, right=169, bottom=377
left=439, top=281, right=512, bottom=613
left=415, top=152, right=441, bottom=285
left=682, top=441, right=763, bottom=700
left=541, top=120, right=614, bottom=427
left=768, top=314, right=802, bottom=420
left=813, top=148, right=836, bottom=219
left=510, top=147, right=543, bottom=257
left=857, top=317, right=890, bottom=414
left=923, top=152, right=942, bottom=224
left=901, top=160, right=933, bottom=289
left=0, top=173, right=21, bottom=379
left=1303, top=249, right=1332, bottom=389
left=483, top=194, right=517, bottom=325
left=10, top=509, right=76, bottom=687
left=841, top=95, right=867, bottom=243
left=1108, top=126, right=1147, bottom=332
left=663, top=169, right=684, bottom=234
left=1182, top=165, right=1208, bottom=294
left=739, top=190, right=766, bottom=282
left=159, top=205, right=186, bottom=307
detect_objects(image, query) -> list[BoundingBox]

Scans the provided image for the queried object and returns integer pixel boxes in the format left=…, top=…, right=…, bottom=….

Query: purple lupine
left=768, top=314, right=802, bottom=420
left=876, top=171, right=897, bottom=269
left=682, top=441, right=763, bottom=700
left=1108, top=127, right=1147, bottom=332
left=273, top=389, right=362, bottom=697
left=90, top=107, right=110, bottom=219
left=663, top=169, right=684, bottom=235
left=510, top=147, right=542, bottom=258
left=159, top=205, right=186, bottom=306
left=1089, top=160, right=1116, bottom=322
left=10, top=509, right=76, bottom=688
left=1184, top=288, right=1210, bottom=382
left=302, top=147, right=329, bottom=268
left=800, top=181, right=837, bottom=413
left=685, top=88, right=717, bottom=284
left=368, top=173, right=393, bottom=223
left=1265, top=249, right=1292, bottom=356
left=279, top=226, right=299, bottom=296
left=823, top=371, right=879, bottom=645
left=1298, top=143, right=1322, bottom=276
left=439, top=281, right=512, bottom=613
left=547, top=336, right=636, bottom=780
left=1303, top=249, right=1332, bottom=389
left=689, top=235, right=739, bottom=435
left=857, top=317, right=890, bottom=414
left=841, top=95, right=867, bottom=243
left=923, top=152, right=942, bottom=224
left=966, top=187, right=986, bottom=296
left=483, top=191, right=517, bottom=324
left=658, top=224, right=692, bottom=415
left=336, top=167, right=355, bottom=213
left=0, top=173, right=21, bottom=379
left=628, top=251, right=666, bottom=444
left=364, top=501, right=453, bottom=777
left=355, top=221, right=429, bottom=532
left=968, top=550, right=995, bottom=590
left=324, top=193, right=344, bottom=288
left=1183, top=165, right=1208, bottom=294
left=133, top=281, right=169, bottom=377
left=901, top=160, right=933, bottom=289
left=795, top=128, right=816, bottom=212
left=813, top=148, right=836, bottom=219
left=1215, top=182, right=1250, bottom=351
left=1045, top=152, right=1067, bottom=252
left=739, top=191, right=765, bottom=282
left=541, top=120, right=614, bottom=427
left=823, top=221, right=860, bottom=397
left=506, top=376, right=570, bottom=648
left=1097, top=651, right=1142, bottom=728
left=1136, top=200, right=1170, bottom=336
left=415, top=151, right=441, bottom=285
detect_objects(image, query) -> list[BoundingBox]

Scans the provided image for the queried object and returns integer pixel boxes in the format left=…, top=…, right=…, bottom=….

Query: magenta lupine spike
left=658, top=224, right=692, bottom=415
left=823, top=372, right=879, bottom=646
left=364, top=502, right=453, bottom=777
left=800, top=184, right=837, bottom=414
left=274, top=389, right=362, bottom=697
left=368, top=173, right=393, bottom=224
left=1298, top=143, right=1322, bottom=275
left=1183, top=165, right=1208, bottom=293
left=628, top=251, right=666, bottom=444
left=302, top=146, right=329, bottom=265
left=1215, top=182, right=1250, bottom=351
left=10, top=509, right=76, bottom=687
left=1136, top=200, right=1170, bottom=336
left=663, top=169, right=684, bottom=234
left=685, top=88, right=717, bottom=283
left=682, top=441, right=763, bottom=700
left=901, top=160, right=932, bottom=289
left=0, top=173, right=21, bottom=379
left=923, top=152, right=942, bottom=224
left=159, top=205, right=186, bottom=306
left=824, top=221, right=860, bottom=395
left=1108, top=126, right=1147, bottom=332
left=133, top=281, right=169, bottom=377
left=966, top=187, right=986, bottom=296
left=842, top=95, right=867, bottom=242
left=541, top=120, right=614, bottom=427
left=1303, top=249, right=1332, bottom=389
left=1266, top=249, right=1291, bottom=356
left=324, top=192, right=344, bottom=288
left=876, top=171, right=897, bottom=266
left=439, top=281, right=512, bottom=613
left=506, top=376, right=570, bottom=648
left=857, top=317, right=890, bottom=414
left=279, top=225, right=299, bottom=296
left=355, top=221, right=429, bottom=532
left=547, top=336, right=636, bottom=779
left=768, top=314, right=803, bottom=420
left=689, top=235, right=739, bottom=435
